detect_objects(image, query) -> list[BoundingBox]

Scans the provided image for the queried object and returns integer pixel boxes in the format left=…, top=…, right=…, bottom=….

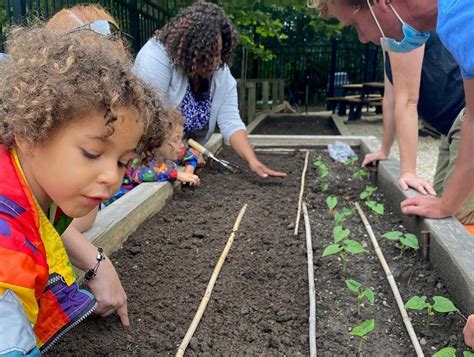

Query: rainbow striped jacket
left=0, top=146, right=96, bottom=355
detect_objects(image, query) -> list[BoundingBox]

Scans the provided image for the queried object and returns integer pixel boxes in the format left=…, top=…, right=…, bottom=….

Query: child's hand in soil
left=177, top=171, right=200, bottom=186
left=464, top=314, right=474, bottom=348
left=88, top=258, right=129, bottom=326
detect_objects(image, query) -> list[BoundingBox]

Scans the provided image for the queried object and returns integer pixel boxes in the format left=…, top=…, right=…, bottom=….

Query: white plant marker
left=176, top=204, right=248, bottom=357
left=294, top=150, right=310, bottom=236
left=355, top=202, right=424, bottom=357
left=303, top=203, right=317, bottom=356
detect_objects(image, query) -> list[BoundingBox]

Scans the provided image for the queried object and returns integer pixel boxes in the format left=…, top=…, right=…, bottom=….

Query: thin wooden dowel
left=303, top=203, right=317, bottom=357
left=294, top=150, right=310, bottom=236
left=176, top=204, right=248, bottom=357
left=354, top=203, right=424, bottom=357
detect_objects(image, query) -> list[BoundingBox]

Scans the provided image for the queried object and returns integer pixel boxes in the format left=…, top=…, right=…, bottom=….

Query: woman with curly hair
left=134, top=2, right=286, bottom=178
left=0, top=22, right=161, bottom=355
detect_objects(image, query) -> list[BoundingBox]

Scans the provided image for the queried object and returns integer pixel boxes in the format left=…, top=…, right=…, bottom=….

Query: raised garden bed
left=251, top=113, right=341, bottom=136
left=50, top=138, right=473, bottom=356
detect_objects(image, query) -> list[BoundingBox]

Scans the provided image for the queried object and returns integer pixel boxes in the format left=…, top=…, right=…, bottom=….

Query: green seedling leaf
left=383, top=231, right=403, bottom=240
left=360, top=185, right=377, bottom=200
left=344, top=156, right=358, bottom=166
left=333, top=226, right=350, bottom=243
left=366, top=200, right=384, bottom=215
left=400, top=233, right=419, bottom=250
left=320, top=167, right=329, bottom=178
left=432, top=296, right=458, bottom=313
left=342, top=207, right=354, bottom=216
left=464, top=351, right=474, bottom=357
left=353, top=168, right=369, bottom=180
left=322, top=244, right=343, bottom=257
left=405, top=296, right=430, bottom=310
left=363, top=287, right=375, bottom=305
left=345, top=279, right=362, bottom=293
left=334, top=211, right=345, bottom=225
left=326, top=196, right=338, bottom=211
left=344, top=239, right=366, bottom=254
left=320, top=181, right=329, bottom=192
left=350, top=319, right=375, bottom=337
left=433, top=347, right=456, bottom=357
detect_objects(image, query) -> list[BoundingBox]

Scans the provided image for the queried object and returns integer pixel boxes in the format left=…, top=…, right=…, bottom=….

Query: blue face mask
left=367, top=0, right=430, bottom=53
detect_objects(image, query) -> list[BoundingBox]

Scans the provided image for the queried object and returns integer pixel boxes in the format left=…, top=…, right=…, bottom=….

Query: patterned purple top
left=179, top=85, right=212, bottom=137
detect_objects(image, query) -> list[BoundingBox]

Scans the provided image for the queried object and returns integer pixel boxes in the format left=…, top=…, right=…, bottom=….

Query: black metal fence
left=232, top=39, right=383, bottom=106
left=1, top=0, right=174, bottom=53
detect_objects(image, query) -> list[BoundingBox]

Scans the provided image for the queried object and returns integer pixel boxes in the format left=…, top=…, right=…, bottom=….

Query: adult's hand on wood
left=361, top=149, right=388, bottom=167
left=464, top=314, right=474, bottom=349
left=399, top=172, right=437, bottom=196
left=400, top=195, right=453, bottom=219
left=88, top=258, right=129, bottom=326
left=249, top=159, right=287, bottom=178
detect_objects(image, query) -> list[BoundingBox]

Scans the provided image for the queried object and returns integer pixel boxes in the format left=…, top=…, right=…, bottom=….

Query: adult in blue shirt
left=311, top=0, right=473, bottom=223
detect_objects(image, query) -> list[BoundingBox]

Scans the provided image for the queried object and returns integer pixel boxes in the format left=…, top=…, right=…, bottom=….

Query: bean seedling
left=352, top=168, right=370, bottom=180
left=326, top=195, right=338, bottom=214
left=360, top=185, right=384, bottom=215
left=322, top=226, right=366, bottom=273
left=382, top=231, right=419, bottom=256
left=433, top=347, right=474, bottom=357
left=314, top=156, right=329, bottom=192
left=404, top=295, right=458, bottom=327
left=345, top=279, right=375, bottom=315
left=350, top=319, right=375, bottom=353
left=334, top=207, right=354, bottom=226
left=344, top=156, right=359, bottom=166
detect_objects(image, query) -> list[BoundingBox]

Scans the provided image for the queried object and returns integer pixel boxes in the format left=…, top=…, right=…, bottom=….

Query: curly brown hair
left=155, top=2, right=238, bottom=81
left=0, top=25, right=162, bottom=149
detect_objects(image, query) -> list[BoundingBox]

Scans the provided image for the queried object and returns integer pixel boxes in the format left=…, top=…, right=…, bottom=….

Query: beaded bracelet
left=84, top=247, right=106, bottom=281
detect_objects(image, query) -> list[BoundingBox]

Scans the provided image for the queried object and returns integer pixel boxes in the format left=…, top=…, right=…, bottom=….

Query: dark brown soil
left=252, top=114, right=339, bottom=135
left=50, top=149, right=468, bottom=356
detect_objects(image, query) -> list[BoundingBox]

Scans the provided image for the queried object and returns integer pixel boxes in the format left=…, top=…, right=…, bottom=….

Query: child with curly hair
left=104, top=108, right=204, bottom=206
left=0, top=25, right=158, bottom=354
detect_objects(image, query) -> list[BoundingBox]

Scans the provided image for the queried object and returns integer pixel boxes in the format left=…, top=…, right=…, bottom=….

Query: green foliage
left=334, top=207, right=354, bottom=226
left=344, top=156, right=358, bottom=166
left=322, top=227, right=365, bottom=272
left=326, top=195, right=338, bottom=212
left=350, top=319, right=375, bottom=353
left=404, top=295, right=458, bottom=327
left=345, top=279, right=375, bottom=315
left=360, top=185, right=384, bottom=215
left=352, top=168, right=370, bottom=180
left=433, top=347, right=456, bottom=357
left=360, top=185, right=377, bottom=201
left=314, top=156, right=329, bottom=192
left=382, top=231, right=419, bottom=256
left=464, top=351, right=474, bottom=357
left=218, top=1, right=347, bottom=61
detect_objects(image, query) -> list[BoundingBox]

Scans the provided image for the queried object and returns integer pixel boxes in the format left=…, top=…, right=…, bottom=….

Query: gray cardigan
left=134, top=39, right=246, bottom=143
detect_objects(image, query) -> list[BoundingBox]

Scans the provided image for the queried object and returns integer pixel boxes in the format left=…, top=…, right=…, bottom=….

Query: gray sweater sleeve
left=134, top=40, right=172, bottom=100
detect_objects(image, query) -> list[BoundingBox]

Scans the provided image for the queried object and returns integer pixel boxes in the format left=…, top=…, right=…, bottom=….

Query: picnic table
left=327, top=82, right=384, bottom=120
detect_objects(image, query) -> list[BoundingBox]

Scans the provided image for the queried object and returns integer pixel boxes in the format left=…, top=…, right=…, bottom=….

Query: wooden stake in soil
left=176, top=204, right=248, bottom=357
left=294, top=151, right=310, bottom=236
left=303, top=203, right=317, bottom=357
left=354, top=203, right=425, bottom=357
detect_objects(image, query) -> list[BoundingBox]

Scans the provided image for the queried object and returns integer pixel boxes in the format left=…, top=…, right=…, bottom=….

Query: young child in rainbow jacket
left=0, top=25, right=160, bottom=354
left=104, top=108, right=205, bottom=206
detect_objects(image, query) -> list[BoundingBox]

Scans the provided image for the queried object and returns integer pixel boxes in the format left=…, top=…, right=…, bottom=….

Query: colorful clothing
left=0, top=146, right=96, bottom=355
left=103, top=146, right=204, bottom=206
left=179, top=85, right=212, bottom=137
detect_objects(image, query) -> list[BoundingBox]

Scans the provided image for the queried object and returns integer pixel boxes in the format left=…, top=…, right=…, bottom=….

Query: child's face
left=166, top=124, right=184, bottom=161
left=16, top=107, right=142, bottom=218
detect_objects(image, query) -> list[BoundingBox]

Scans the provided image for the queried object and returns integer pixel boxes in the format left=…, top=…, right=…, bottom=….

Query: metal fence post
left=129, top=0, right=141, bottom=54
left=328, top=38, right=337, bottom=98
left=12, top=0, right=27, bottom=25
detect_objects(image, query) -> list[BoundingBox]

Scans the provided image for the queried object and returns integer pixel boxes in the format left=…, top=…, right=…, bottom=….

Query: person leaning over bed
left=134, top=2, right=286, bottom=179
